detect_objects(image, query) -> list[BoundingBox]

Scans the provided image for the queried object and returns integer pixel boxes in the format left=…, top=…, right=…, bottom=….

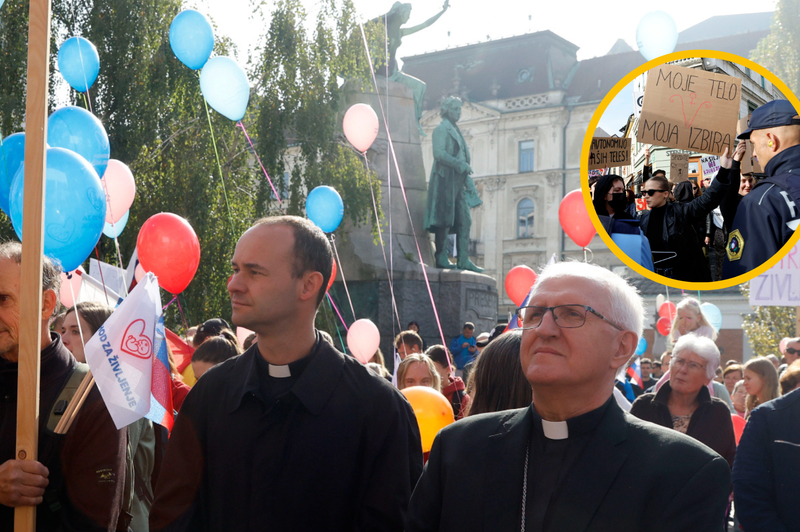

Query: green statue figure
left=424, top=96, right=483, bottom=272
left=380, top=1, right=449, bottom=135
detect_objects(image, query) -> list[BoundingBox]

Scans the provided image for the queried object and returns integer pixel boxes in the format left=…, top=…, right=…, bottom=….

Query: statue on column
left=424, top=96, right=483, bottom=272
left=379, top=1, right=449, bottom=136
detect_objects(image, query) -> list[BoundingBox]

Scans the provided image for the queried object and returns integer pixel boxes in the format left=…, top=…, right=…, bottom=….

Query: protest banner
left=670, top=153, right=690, bottom=183
left=588, top=137, right=631, bottom=170
left=588, top=168, right=609, bottom=178
left=634, top=90, right=644, bottom=118
left=700, top=155, right=720, bottom=177
left=637, top=64, right=741, bottom=156
left=749, top=245, right=800, bottom=306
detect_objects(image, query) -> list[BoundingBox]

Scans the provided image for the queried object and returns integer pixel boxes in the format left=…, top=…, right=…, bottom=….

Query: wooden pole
left=15, top=0, right=52, bottom=530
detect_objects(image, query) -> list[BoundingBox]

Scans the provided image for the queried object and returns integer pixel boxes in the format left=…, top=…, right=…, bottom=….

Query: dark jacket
left=630, top=381, right=736, bottom=470
left=639, top=170, right=730, bottom=282
left=150, top=333, right=423, bottom=532
left=733, top=388, right=800, bottom=532
left=592, top=175, right=634, bottom=220
left=406, top=399, right=731, bottom=532
left=0, top=333, right=127, bottom=532
left=723, top=144, right=800, bottom=279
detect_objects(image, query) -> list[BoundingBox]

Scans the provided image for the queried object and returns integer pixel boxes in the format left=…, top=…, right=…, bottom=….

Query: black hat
left=196, top=318, right=230, bottom=336
left=737, top=100, right=800, bottom=139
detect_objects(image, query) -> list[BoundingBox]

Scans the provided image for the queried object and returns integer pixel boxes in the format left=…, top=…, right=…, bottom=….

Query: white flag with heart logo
left=84, top=272, right=162, bottom=429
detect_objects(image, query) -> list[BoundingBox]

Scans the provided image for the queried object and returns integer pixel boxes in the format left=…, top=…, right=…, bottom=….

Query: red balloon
left=559, top=189, right=596, bottom=248
left=505, top=265, right=537, bottom=307
left=656, top=317, right=671, bottom=336
left=731, top=414, right=746, bottom=445
left=327, top=260, right=337, bottom=292
left=137, top=213, right=201, bottom=294
left=658, top=301, right=677, bottom=321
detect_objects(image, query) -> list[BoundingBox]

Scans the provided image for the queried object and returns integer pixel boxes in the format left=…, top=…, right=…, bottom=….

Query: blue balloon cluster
left=47, top=106, right=110, bottom=178
left=169, top=10, right=215, bottom=70
left=636, top=11, right=678, bottom=61
left=103, top=209, right=129, bottom=238
left=57, top=36, right=100, bottom=92
left=0, top=133, right=27, bottom=216
left=635, top=336, right=648, bottom=356
left=200, top=56, right=250, bottom=122
left=10, top=148, right=106, bottom=272
left=306, top=186, right=344, bottom=233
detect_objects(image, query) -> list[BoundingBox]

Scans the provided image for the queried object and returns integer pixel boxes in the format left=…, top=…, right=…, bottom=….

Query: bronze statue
left=379, top=1, right=449, bottom=135
left=424, top=96, right=483, bottom=272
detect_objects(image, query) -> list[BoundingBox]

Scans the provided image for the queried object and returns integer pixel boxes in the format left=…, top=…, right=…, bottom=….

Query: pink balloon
left=780, top=337, right=790, bottom=356
left=134, top=263, right=146, bottom=282
left=558, top=189, right=596, bottom=248
left=347, top=318, right=381, bottom=364
left=343, top=103, right=379, bottom=152
left=59, top=268, right=83, bottom=308
left=101, top=159, right=136, bottom=224
left=237, top=326, right=254, bottom=348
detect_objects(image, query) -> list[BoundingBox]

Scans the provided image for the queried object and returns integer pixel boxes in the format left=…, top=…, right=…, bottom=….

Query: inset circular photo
left=581, top=50, right=800, bottom=289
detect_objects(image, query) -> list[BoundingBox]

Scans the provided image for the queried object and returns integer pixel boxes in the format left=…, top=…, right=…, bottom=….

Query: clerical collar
left=268, top=364, right=292, bottom=378
left=530, top=396, right=614, bottom=441
left=255, top=333, right=321, bottom=381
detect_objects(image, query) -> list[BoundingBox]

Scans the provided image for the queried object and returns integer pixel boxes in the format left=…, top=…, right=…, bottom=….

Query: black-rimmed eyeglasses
left=643, top=189, right=668, bottom=196
left=515, top=305, right=624, bottom=331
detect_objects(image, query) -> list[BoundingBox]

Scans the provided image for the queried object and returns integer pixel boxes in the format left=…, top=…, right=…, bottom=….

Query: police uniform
left=723, top=100, right=800, bottom=279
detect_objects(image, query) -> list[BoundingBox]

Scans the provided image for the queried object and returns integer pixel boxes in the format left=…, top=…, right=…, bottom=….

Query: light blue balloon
left=103, top=209, right=129, bottom=238
left=47, top=106, right=110, bottom=178
left=200, top=56, right=250, bottom=121
left=57, top=36, right=100, bottom=92
left=10, top=147, right=106, bottom=272
left=306, top=186, right=344, bottom=233
left=169, top=10, right=215, bottom=70
left=0, top=133, right=27, bottom=216
left=636, top=11, right=678, bottom=61
left=635, top=336, right=648, bottom=356
left=0, top=1, right=5, bottom=10
left=701, top=302, right=723, bottom=332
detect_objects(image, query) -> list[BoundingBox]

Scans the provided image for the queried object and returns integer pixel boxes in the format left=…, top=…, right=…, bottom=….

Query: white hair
left=530, top=261, right=644, bottom=337
left=671, top=334, right=720, bottom=381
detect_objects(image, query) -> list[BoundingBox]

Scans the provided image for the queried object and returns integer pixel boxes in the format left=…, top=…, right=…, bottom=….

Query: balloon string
left=324, top=294, right=348, bottom=351
left=330, top=237, right=356, bottom=321
left=76, top=37, right=94, bottom=115
left=93, top=247, right=113, bottom=306
left=358, top=22, right=447, bottom=351
left=202, top=96, right=235, bottom=236
left=236, top=121, right=284, bottom=210
left=326, top=292, right=349, bottom=333
left=384, top=13, right=396, bottom=344
left=175, top=295, right=191, bottom=334
left=362, top=152, right=402, bottom=331
left=162, top=295, right=178, bottom=311
left=112, top=236, right=128, bottom=297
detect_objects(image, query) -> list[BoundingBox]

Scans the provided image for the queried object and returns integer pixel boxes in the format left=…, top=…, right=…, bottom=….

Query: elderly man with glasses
left=406, top=261, right=730, bottom=532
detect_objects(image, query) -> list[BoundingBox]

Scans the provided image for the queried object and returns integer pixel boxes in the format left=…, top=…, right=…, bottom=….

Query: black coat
left=630, top=381, right=736, bottom=469
left=406, top=399, right=731, bottom=532
left=733, top=388, right=800, bottom=532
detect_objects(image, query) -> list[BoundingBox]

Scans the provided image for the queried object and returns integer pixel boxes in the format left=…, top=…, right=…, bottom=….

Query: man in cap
left=723, top=100, right=800, bottom=278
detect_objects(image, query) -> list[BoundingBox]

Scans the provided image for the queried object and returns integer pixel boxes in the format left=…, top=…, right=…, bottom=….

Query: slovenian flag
left=146, top=316, right=175, bottom=432
left=627, top=357, right=643, bottom=389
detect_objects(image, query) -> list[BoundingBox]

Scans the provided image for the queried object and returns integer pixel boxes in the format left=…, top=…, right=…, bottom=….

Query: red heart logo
left=120, top=319, right=153, bottom=359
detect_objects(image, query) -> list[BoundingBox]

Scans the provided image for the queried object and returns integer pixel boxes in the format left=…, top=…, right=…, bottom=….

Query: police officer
left=723, top=100, right=800, bottom=278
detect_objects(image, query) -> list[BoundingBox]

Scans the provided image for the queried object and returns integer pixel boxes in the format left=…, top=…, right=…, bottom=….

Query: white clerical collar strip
left=268, top=364, right=291, bottom=378
left=541, top=419, right=569, bottom=440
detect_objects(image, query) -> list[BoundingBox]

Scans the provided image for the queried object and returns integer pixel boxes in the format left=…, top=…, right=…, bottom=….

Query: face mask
left=608, top=192, right=627, bottom=212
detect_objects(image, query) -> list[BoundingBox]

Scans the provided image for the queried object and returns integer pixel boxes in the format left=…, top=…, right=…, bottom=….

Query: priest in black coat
left=406, top=261, right=731, bottom=532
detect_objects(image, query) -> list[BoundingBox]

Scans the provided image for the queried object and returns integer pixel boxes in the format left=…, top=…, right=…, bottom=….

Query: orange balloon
left=401, top=386, right=455, bottom=453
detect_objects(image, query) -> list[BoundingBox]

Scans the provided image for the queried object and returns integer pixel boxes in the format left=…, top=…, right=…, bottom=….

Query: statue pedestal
left=332, top=79, right=499, bottom=362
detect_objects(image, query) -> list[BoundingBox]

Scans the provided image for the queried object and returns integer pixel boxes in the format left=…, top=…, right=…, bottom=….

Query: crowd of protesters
left=3, top=216, right=800, bottom=531
left=591, top=99, right=800, bottom=282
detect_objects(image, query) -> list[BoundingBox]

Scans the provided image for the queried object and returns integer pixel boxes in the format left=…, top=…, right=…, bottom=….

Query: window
left=517, top=198, right=534, bottom=238
left=519, top=141, right=534, bottom=173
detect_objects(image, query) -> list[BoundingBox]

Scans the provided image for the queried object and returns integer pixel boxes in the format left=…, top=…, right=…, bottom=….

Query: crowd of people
left=591, top=99, right=800, bottom=282
left=2, top=216, right=800, bottom=531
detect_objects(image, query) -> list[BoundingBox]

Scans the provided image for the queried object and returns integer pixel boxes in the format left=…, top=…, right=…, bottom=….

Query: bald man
left=723, top=100, right=800, bottom=278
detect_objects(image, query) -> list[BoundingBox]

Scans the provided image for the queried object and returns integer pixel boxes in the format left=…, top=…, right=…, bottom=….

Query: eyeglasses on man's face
left=643, top=189, right=668, bottom=196
left=515, top=304, right=624, bottom=331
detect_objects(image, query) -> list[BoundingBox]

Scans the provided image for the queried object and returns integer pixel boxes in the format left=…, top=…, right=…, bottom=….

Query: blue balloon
left=635, top=337, right=648, bottom=356
left=169, top=10, right=215, bottom=70
left=103, top=209, right=129, bottom=238
left=10, top=148, right=106, bottom=272
left=306, top=186, right=344, bottom=233
left=636, top=11, right=678, bottom=61
left=0, top=133, right=27, bottom=216
left=57, top=36, right=100, bottom=92
left=47, top=106, right=110, bottom=178
left=199, top=56, right=250, bottom=121
left=701, top=302, right=723, bottom=332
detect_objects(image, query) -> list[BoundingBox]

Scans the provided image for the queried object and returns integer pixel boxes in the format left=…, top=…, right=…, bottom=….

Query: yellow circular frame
left=580, top=49, right=800, bottom=290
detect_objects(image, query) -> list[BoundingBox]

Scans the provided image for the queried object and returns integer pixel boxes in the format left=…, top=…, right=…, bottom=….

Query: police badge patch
left=726, top=229, right=744, bottom=261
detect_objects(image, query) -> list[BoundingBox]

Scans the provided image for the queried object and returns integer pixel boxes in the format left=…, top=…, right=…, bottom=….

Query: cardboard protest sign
left=588, top=137, right=631, bottom=170
left=700, top=155, right=720, bottom=177
left=749, top=245, right=800, bottom=306
left=637, top=64, right=741, bottom=156
left=670, top=153, right=690, bottom=183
